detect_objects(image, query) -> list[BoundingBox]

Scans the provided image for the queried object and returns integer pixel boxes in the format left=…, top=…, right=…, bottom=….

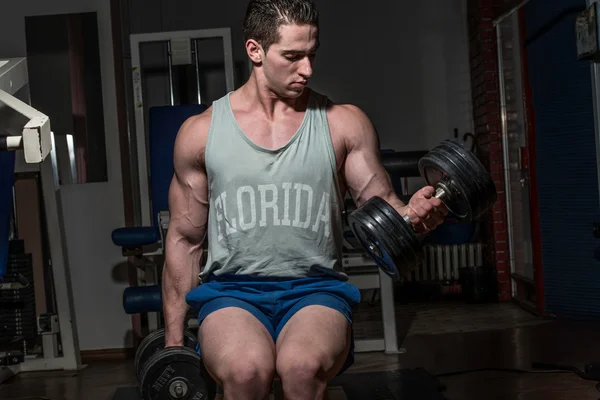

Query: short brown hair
left=243, top=0, right=319, bottom=52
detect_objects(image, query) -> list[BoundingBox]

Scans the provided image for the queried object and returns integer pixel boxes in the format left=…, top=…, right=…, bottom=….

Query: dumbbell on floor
left=347, top=139, right=497, bottom=280
left=135, top=328, right=216, bottom=399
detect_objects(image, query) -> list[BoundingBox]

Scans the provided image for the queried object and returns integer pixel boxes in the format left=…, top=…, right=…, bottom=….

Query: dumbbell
left=135, top=328, right=216, bottom=399
left=347, top=139, right=497, bottom=281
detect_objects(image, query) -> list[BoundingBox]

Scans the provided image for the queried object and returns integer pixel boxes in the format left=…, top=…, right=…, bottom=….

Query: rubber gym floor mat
left=111, top=387, right=138, bottom=399
left=352, top=300, right=547, bottom=339
left=329, top=368, right=446, bottom=400
left=111, top=368, right=446, bottom=400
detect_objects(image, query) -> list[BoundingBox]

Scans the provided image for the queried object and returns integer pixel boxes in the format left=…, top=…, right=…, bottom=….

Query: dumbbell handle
left=402, top=186, right=448, bottom=226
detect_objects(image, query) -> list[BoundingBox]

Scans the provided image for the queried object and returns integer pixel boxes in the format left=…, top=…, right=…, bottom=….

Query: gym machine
left=0, top=57, right=82, bottom=382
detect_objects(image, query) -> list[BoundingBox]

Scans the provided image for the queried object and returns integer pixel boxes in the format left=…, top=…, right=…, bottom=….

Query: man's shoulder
left=325, top=100, right=373, bottom=140
left=173, top=106, right=214, bottom=167
left=182, top=106, right=213, bottom=133
left=326, top=102, right=368, bottom=122
left=177, top=106, right=213, bottom=145
left=312, top=87, right=368, bottom=125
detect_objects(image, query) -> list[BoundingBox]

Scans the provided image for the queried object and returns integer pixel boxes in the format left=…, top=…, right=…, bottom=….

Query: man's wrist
left=164, top=330, right=185, bottom=347
left=381, top=194, right=407, bottom=217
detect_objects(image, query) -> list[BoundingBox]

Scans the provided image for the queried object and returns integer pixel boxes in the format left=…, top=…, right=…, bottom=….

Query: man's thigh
left=198, top=300, right=276, bottom=382
left=276, top=301, right=353, bottom=379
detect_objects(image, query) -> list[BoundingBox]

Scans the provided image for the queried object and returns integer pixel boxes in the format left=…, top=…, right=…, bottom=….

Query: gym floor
left=2, top=300, right=600, bottom=400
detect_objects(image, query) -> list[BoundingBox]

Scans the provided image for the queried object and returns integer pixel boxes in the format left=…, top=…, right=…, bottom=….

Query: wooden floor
left=3, top=301, right=600, bottom=399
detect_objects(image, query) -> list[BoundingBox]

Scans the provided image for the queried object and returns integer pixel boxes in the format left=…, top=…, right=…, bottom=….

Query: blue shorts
left=185, top=273, right=361, bottom=375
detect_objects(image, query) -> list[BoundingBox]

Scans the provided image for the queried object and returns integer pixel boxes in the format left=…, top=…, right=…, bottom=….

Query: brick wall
left=467, top=0, right=524, bottom=301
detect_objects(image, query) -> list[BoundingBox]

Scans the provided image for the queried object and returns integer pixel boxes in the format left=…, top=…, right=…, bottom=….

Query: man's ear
left=246, top=39, right=264, bottom=64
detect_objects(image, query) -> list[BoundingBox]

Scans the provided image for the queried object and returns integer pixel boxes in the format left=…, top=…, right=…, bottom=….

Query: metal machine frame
left=343, top=255, right=401, bottom=354
left=0, top=57, right=82, bottom=382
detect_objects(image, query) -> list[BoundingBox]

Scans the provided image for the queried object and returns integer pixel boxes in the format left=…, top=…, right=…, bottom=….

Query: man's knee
left=197, top=306, right=277, bottom=397
left=223, top=354, right=276, bottom=389
left=208, top=351, right=275, bottom=400
left=276, top=346, right=335, bottom=382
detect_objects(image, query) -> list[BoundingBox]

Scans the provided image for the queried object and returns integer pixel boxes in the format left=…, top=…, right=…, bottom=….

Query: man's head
left=243, top=0, right=320, bottom=97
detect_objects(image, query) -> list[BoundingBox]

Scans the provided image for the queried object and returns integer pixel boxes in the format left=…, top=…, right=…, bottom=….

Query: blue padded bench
left=112, top=104, right=207, bottom=315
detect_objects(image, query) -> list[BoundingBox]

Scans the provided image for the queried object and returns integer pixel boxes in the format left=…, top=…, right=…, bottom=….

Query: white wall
left=0, top=1, right=131, bottom=350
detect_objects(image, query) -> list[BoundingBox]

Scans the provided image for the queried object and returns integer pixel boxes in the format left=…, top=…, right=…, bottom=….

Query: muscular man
left=162, top=0, right=447, bottom=398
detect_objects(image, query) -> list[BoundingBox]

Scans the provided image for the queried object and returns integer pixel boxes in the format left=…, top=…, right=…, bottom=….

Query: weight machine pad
left=111, top=367, right=446, bottom=400
left=122, top=284, right=162, bottom=314
left=111, top=226, right=160, bottom=248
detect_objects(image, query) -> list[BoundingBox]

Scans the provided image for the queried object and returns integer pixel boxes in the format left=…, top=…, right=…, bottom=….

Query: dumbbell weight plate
left=139, top=346, right=216, bottom=400
left=347, top=196, right=421, bottom=280
left=374, top=198, right=423, bottom=276
left=135, top=328, right=198, bottom=383
left=418, top=139, right=497, bottom=221
left=370, top=196, right=423, bottom=277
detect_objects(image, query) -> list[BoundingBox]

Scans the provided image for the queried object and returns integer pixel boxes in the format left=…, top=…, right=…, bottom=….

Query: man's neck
left=236, top=73, right=308, bottom=121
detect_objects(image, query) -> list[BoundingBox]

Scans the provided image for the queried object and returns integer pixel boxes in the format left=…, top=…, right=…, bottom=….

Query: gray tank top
left=201, top=89, right=347, bottom=280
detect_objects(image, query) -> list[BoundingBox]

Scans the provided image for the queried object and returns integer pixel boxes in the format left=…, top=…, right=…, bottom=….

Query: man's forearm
left=381, top=191, right=406, bottom=213
left=162, top=237, right=203, bottom=346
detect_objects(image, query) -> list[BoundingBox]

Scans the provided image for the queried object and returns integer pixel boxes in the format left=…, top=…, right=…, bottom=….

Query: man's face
left=262, top=23, right=319, bottom=98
